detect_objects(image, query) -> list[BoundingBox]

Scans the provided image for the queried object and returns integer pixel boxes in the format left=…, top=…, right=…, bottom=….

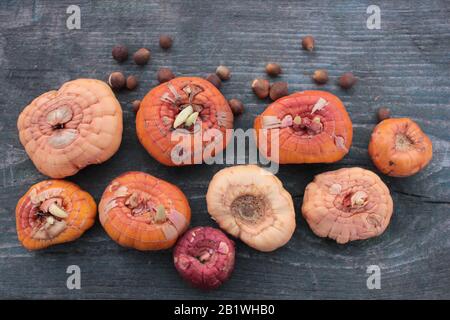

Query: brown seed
left=112, top=45, right=128, bottom=62
left=228, top=99, right=244, bottom=116
left=265, top=63, right=282, bottom=77
left=126, top=75, right=138, bottom=90
left=302, top=35, right=315, bottom=51
left=269, top=82, right=289, bottom=101
left=312, top=69, right=329, bottom=84
left=132, top=100, right=141, bottom=113
left=107, top=72, right=126, bottom=90
left=157, top=67, right=175, bottom=83
left=205, top=73, right=222, bottom=89
left=251, top=78, right=270, bottom=99
left=133, top=48, right=151, bottom=65
left=216, top=65, right=231, bottom=81
left=377, top=107, right=391, bottom=122
left=338, top=72, right=357, bottom=89
left=159, top=35, right=173, bottom=50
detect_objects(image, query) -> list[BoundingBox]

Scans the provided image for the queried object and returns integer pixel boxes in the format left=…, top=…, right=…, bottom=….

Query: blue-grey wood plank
left=0, top=0, right=449, bottom=299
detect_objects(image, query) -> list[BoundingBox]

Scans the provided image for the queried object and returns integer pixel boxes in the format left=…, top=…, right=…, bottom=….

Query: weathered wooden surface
left=0, top=0, right=449, bottom=299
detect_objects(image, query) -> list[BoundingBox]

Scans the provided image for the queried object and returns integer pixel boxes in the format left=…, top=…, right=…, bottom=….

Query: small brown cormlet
left=159, top=35, right=173, bottom=49
left=252, top=78, right=270, bottom=99
left=228, top=99, right=244, bottom=116
left=112, top=44, right=128, bottom=62
left=157, top=67, right=175, bottom=83
left=269, top=81, right=288, bottom=101
left=133, top=48, right=151, bottom=65
left=216, top=65, right=231, bottom=81
left=265, top=63, right=282, bottom=77
left=126, top=75, right=138, bottom=90
left=205, top=73, right=222, bottom=88
left=312, top=69, right=329, bottom=84
left=302, top=35, right=315, bottom=51
left=132, top=100, right=141, bottom=113
left=108, top=72, right=126, bottom=90
left=338, top=72, right=357, bottom=89
left=377, top=107, right=391, bottom=122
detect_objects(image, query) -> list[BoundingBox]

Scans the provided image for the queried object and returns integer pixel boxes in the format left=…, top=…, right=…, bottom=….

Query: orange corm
left=17, top=79, right=123, bottom=178
left=254, top=90, right=353, bottom=164
left=99, top=171, right=191, bottom=250
left=136, top=77, right=234, bottom=166
left=16, top=180, right=96, bottom=250
left=368, top=118, right=433, bottom=177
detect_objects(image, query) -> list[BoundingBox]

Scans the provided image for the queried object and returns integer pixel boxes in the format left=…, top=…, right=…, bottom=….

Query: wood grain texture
left=0, top=0, right=449, bottom=299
